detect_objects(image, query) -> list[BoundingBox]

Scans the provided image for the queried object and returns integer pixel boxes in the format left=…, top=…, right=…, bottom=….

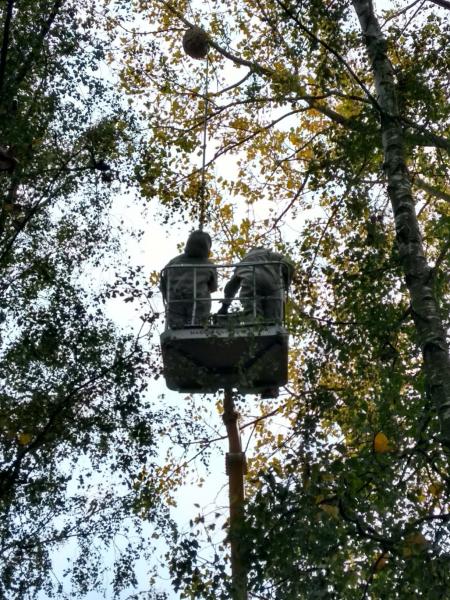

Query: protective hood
left=184, top=230, right=212, bottom=259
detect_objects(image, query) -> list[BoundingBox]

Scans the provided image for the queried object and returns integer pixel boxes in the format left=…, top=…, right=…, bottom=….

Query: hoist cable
left=198, top=55, right=209, bottom=231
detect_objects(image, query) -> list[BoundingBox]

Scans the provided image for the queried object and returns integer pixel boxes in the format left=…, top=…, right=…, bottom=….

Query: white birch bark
left=352, top=0, right=450, bottom=446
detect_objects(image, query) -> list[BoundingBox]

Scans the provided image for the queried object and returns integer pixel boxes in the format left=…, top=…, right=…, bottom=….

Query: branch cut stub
left=182, top=26, right=209, bottom=60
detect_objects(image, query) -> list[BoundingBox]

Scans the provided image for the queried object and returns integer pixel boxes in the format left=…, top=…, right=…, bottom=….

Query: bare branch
left=414, top=176, right=450, bottom=203
left=381, top=0, right=423, bottom=26
left=264, top=170, right=310, bottom=235
left=403, top=117, right=450, bottom=153
left=433, top=238, right=450, bottom=274
left=0, top=0, right=14, bottom=96
left=212, top=71, right=253, bottom=96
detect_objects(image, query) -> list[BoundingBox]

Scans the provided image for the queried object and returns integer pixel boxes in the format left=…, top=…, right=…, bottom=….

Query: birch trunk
left=352, top=0, right=450, bottom=446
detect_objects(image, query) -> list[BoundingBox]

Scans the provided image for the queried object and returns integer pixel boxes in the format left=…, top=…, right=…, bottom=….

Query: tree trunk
left=352, top=0, right=450, bottom=447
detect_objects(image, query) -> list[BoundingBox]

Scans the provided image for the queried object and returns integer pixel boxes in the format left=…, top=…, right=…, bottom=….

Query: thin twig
left=381, top=0, right=423, bottom=26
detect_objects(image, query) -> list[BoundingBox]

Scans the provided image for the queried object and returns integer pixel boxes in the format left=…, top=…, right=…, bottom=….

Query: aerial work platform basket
left=160, top=262, right=289, bottom=395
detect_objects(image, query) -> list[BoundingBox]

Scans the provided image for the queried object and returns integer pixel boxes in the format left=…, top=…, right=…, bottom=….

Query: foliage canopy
left=118, top=0, right=450, bottom=597
left=1, top=0, right=450, bottom=598
left=0, top=1, right=171, bottom=597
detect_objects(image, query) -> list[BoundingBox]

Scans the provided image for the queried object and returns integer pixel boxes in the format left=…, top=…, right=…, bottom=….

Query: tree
left=0, top=1, right=173, bottom=597
left=119, top=0, right=450, bottom=597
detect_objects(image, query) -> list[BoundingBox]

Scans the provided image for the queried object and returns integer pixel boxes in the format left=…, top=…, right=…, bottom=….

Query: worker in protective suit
left=217, top=246, right=294, bottom=322
left=160, top=230, right=217, bottom=328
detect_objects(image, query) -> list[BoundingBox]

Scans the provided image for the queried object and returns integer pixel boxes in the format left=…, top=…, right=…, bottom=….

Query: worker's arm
left=217, top=274, right=241, bottom=314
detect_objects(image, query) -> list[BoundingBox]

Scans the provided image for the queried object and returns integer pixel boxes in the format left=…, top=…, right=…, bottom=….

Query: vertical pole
left=252, top=265, right=256, bottom=320
left=198, top=56, right=209, bottom=231
left=222, top=388, right=248, bottom=600
left=165, top=267, right=170, bottom=331
left=192, top=266, right=197, bottom=325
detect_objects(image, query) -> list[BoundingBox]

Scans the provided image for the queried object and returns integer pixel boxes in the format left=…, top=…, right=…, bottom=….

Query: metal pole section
left=192, top=266, right=197, bottom=325
left=222, top=388, right=248, bottom=600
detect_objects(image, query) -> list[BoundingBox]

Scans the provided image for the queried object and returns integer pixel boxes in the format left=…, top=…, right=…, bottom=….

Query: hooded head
left=244, top=246, right=266, bottom=258
left=184, top=230, right=212, bottom=259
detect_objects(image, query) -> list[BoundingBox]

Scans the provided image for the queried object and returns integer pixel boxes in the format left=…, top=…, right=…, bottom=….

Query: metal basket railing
left=161, top=261, right=289, bottom=330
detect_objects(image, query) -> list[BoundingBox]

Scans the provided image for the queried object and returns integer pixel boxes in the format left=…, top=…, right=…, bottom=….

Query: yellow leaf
left=402, top=531, right=428, bottom=557
left=17, top=432, right=32, bottom=446
left=406, top=532, right=427, bottom=547
left=229, top=117, right=248, bottom=130
left=288, top=131, right=301, bottom=146
left=319, top=503, right=339, bottom=519
left=286, top=178, right=295, bottom=190
left=149, top=270, right=160, bottom=286
left=429, top=482, right=443, bottom=497
left=374, top=554, right=388, bottom=572
left=374, top=432, right=390, bottom=454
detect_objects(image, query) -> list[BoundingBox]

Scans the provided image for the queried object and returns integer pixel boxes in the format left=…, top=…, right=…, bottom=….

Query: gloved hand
left=217, top=304, right=229, bottom=316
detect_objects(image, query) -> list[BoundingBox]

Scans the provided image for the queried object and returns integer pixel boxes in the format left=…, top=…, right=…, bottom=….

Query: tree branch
left=403, top=117, right=450, bottom=153
left=432, top=238, right=450, bottom=274
left=14, top=0, right=64, bottom=90
left=381, top=0, right=423, bottom=26
left=307, top=161, right=368, bottom=274
left=265, top=169, right=310, bottom=234
left=414, top=176, right=450, bottom=203
left=274, top=0, right=380, bottom=109
left=0, top=0, right=14, bottom=97
left=156, top=0, right=450, bottom=158
left=338, top=499, right=394, bottom=546
left=0, top=342, right=143, bottom=498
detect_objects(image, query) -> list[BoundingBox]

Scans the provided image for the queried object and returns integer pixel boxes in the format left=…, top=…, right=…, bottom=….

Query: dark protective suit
left=220, top=247, right=293, bottom=321
left=160, top=231, right=217, bottom=328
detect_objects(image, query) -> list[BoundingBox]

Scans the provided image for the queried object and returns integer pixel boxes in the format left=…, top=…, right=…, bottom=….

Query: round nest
left=182, top=26, right=209, bottom=60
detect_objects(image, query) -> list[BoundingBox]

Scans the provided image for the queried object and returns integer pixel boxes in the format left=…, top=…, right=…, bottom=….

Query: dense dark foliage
left=0, top=1, right=172, bottom=597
